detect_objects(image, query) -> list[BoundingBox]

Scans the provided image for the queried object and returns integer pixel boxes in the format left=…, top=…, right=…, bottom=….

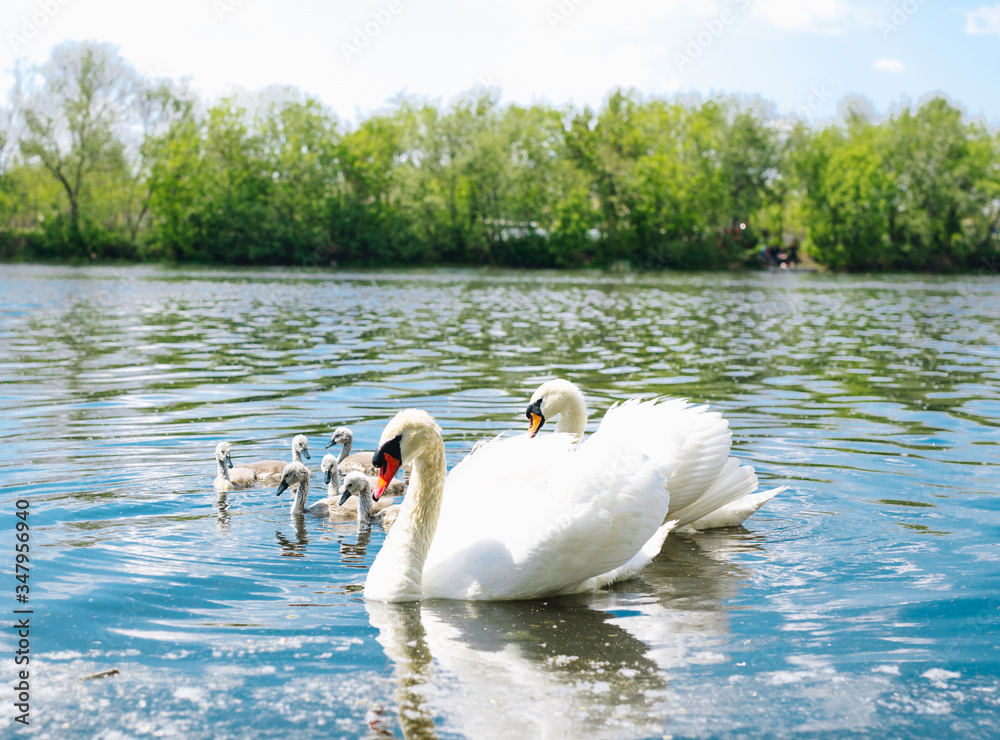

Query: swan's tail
left=587, top=394, right=784, bottom=532
left=597, top=397, right=774, bottom=529
left=667, top=457, right=761, bottom=528
left=680, top=485, right=786, bottom=532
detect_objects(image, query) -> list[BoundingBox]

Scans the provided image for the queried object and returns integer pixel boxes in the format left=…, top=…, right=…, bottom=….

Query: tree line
left=1, top=41, right=997, bottom=272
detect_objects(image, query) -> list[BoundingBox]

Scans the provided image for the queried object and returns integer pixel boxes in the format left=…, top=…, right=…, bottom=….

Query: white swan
left=525, top=379, right=784, bottom=530
left=363, top=409, right=676, bottom=603
left=469, top=439, right=491, bottom=455
left=327, top=426, right=408, bottom=493
left=213, top=442, right=257, bottom=492
left=243, top=434, right=311, bottom=481
left=468, top=435, right=505, bottom=456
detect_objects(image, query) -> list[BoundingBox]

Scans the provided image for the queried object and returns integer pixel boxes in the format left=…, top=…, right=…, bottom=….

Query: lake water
left=0, top=263, right=998, bottom=738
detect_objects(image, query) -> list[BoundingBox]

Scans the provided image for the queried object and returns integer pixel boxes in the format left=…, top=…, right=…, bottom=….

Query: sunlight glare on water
left=0, top=264, right=997, bottom=738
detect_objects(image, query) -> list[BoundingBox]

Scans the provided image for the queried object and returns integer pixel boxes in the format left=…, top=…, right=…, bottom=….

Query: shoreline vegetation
left=1, top=42, right=998, bottom=273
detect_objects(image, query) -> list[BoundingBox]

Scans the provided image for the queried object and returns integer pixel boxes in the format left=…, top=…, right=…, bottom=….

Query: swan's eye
left=374, top=435, right=403, bottom=470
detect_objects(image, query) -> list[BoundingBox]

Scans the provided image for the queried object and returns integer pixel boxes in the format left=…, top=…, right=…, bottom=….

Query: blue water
left=0, top=263, right=997, bottom=738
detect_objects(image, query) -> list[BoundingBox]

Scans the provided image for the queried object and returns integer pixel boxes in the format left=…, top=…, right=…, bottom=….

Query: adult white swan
left=525, top=379, right=783, bottom=530
left=364, top=409, right=676, bottom=603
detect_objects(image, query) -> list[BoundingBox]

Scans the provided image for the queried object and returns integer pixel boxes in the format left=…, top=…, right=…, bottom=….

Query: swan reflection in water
left=273, top=513, right=375, bottom=565
left=214, top=492, right=232, bottom=534
left=274, top=515, right=310, bottom=557
left=367, top=529, right=763, bottom=739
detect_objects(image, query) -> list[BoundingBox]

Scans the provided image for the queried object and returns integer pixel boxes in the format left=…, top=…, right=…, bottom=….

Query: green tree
left=143, top=97, right=202, bottom=261
left=16, top=41, right=143, bottom=256
left=789, top=98, right=999, bottom=270
left=331, top=110, right=412, bottom=264
left=259, top=95, right=339, bottom=263
left=199, top=100, right=276, bottom=263
left=885, top=98, right=997, bottom=268
left=818, top=117, right=896, bottom=270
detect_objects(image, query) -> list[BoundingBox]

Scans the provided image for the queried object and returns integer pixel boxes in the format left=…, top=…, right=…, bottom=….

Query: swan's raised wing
left=422, top=435, right=670, bottom=600
left=592, top=397, right=759, bottom=524
left=445, top=431, right=576, bottom=493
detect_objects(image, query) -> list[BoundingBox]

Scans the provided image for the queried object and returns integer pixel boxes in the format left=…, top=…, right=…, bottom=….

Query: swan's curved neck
left=357, top=485, right=373, bottom=523
left=290, top=476, right=309, bottom=516
left=554, top=394, right=588, bottom=439
left=217, top=458, right=230, bottom=481
left=337, top=435, right=352, bottom=463
left=326, top=468, right=341, bottom=499
left=293, top=448, right=303, bottom=463
left=366, top=436, right=446, bottom=602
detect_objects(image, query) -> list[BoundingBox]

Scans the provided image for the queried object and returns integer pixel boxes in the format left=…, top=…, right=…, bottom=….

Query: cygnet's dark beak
left=338, top=488, right=351, bottom=507
left=225, top=455, right=234, bottom=469
left=324, top=469, right=332, bottom=485
left=276, top=479, right=289, bottom=497
left=325, top=439, right=336, bottom=449
left=302, top=447, right=311, bottom=460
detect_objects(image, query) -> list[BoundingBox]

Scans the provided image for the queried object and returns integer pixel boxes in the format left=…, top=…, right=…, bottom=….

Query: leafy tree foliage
left=3, top=42, right=997, bottom=271
left=785, top=100, right=999, bottom=270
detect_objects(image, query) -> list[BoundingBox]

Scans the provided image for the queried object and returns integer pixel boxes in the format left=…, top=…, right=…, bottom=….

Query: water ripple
left=1, top=264, right=998, bottom=738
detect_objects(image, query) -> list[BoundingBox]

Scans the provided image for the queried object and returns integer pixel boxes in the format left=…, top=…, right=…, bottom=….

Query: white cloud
left=751, top=0, right=852, bottom=33
left=965, top=5, right=1000, bottom=35
left=873, top=58, right=904, bottom=73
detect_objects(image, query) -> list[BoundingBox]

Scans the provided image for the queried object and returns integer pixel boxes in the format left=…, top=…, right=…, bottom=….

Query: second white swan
left=525, top=379, right=783, bottom=530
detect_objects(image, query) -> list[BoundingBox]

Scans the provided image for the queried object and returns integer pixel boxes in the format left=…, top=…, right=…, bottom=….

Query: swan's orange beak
left=374, top=454, right=399, bottom=501
left=526, top=399, right=545, bottom=437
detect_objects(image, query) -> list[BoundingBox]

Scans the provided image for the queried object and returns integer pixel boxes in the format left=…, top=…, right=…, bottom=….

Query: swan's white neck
left=365, top=436, right=446, bottom=602
left=217, top=458, right=230, bottom=481
left=337, top=435, right=352, bottom=463
left=293, top=448, right=304, bottom=464
left=357, top=484, right=373, bottom=524
left=290, top=475, right=309, bottom=516
left=326, top=468, right=341, bottom=499
left=553, top=394, right=588, bottom=440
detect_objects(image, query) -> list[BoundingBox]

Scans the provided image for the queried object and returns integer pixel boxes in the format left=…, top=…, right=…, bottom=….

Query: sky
left=2, top=0, right=999, bottom=124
